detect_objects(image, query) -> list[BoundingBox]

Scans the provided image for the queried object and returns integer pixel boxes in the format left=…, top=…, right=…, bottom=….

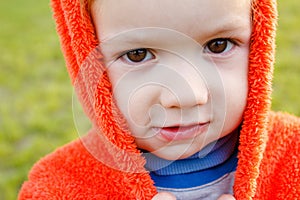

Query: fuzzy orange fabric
left=18, top=0, right=300, bottom=199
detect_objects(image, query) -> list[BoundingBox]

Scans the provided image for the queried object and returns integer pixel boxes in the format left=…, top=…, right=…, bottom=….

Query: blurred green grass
left=0, top=1, right=76, bottom=199
left=272, top=0, right=300, bottom=114
left=0, top=0, right=299, bottom=199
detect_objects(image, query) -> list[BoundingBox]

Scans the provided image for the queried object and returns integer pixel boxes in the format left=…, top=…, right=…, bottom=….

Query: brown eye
left=124, top=48, right=154, bottom=63
left=205, top=39, right=234, bottom=54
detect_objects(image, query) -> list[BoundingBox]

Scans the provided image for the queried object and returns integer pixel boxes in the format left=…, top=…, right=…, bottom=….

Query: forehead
left=92, top=0, right=251, bottom=40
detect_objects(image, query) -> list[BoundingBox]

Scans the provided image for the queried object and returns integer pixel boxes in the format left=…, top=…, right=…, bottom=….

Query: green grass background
left=0, top=0, right=299, bottom=199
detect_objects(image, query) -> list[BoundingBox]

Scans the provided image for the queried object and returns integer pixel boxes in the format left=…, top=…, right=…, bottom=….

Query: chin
left=151, top=147, right=196, bottom=161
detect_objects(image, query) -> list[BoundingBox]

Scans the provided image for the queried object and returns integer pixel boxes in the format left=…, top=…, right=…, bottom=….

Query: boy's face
left=92, top=0, right=251, bottom=160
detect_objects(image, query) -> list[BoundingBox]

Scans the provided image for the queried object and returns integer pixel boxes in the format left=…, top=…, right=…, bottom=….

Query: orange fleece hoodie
left=18, top=0, right=300, bottom=199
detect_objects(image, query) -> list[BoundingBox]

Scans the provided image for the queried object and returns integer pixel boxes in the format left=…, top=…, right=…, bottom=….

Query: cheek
left=222, top=49, right=249, bottom=106
left=111, top=78, right=159, bottom=131
left=108, top=64, right=166, bottom=130
left=224, top=71, right=248, bottom=130
left=213, top=55, right=248, bottom=132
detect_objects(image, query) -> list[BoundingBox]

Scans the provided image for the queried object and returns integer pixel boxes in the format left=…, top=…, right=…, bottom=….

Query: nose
left=159, top=62, right=209, bottom=109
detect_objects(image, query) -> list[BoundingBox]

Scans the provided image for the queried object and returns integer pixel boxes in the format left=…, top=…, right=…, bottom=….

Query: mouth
left=152, top=122, right=209, bottom=141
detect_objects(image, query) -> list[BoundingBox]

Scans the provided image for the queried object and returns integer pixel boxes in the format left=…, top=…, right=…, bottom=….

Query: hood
left=51, top=0, right=277, bottom=199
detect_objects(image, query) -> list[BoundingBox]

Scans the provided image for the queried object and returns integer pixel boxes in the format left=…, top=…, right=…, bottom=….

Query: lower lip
left=153, top=123, right=209, bottom=141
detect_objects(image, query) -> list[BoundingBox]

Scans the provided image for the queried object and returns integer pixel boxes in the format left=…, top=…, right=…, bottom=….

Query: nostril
left=160, top=91, right=181, bottom=108
left=196, top=90, right=209, bottom=105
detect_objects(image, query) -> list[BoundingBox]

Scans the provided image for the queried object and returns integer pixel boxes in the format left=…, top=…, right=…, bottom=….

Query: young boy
left=19, top=0, right=300, bottom=199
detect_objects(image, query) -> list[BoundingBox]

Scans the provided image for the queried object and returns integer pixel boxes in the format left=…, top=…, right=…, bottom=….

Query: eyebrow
left=100, top=29, right=163, bottom=45
left=100, top=17, right=250, bottom=56
left=198, top=17, right=251, bottom=41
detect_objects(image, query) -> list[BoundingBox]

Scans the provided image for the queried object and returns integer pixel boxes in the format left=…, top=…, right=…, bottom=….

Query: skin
left=152, top=192, right=236, bottom=199
left=91, top=0, right=251, bottom=198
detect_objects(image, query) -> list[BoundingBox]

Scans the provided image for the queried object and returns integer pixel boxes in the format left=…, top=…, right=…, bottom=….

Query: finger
left=217, top=194, right=236, bottom=200
left=152, top=192, right=176, bottom=200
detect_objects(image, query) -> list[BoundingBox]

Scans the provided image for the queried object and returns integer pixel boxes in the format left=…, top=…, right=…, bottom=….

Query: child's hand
left=152, top=192, right=176, bottom=200
left=217, top=194, right=236, bottom=200
left=152, top=192, right=236, bottom=200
